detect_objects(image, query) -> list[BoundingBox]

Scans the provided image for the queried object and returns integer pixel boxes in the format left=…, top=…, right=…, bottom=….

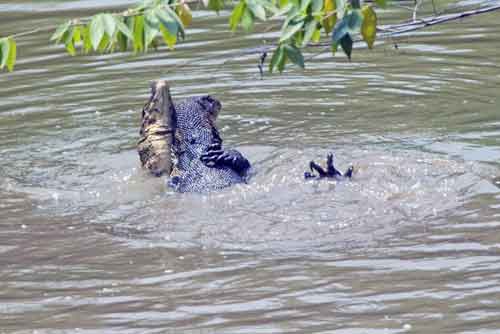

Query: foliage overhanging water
left=1, top=1, right=500, bottom=333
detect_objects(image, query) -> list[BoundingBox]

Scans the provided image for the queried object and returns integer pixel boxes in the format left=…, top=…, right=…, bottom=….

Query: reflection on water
left=1, top=0, right=500, bottom=333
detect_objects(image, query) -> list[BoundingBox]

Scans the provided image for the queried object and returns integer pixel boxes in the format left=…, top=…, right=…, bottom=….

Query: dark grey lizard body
left=138, top=81, right=352, bottom=193
left=169, top=96, right=250, bottom=193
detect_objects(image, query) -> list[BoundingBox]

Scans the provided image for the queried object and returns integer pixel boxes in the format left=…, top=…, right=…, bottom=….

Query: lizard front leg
left=200, top=142, right=251, bottom=177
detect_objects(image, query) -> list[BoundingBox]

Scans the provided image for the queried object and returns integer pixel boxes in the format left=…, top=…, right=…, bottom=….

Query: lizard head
left=175, top=95, right=221, bottom=129
left=194, top=95, right=221, bottom=123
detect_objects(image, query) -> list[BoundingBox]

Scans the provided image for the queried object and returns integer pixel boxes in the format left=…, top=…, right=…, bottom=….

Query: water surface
left=1, top=1, right=500, bottom=333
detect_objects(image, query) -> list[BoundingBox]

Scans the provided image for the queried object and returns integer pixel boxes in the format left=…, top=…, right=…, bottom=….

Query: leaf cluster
left=1, top=0, right=389, bottom=73
left=49, top=0, right=190, bottom=56
left=227, top=0, right=386, bottom=72
left=263, top=0, right=385, bottom=72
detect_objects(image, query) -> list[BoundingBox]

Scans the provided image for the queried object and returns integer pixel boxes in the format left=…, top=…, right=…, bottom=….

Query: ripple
left=1, top=1, right=500, bottom=333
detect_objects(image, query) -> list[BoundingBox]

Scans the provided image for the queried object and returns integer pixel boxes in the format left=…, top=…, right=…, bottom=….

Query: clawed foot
left=200, top=142, right=225, bottom=167
left=304, top=153, right=353, bottom=180
left=201, top=142, right=251, bottom=176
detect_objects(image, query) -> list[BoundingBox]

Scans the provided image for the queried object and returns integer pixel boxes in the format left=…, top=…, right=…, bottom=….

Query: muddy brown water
left=1, top=1, right=500, bottom=333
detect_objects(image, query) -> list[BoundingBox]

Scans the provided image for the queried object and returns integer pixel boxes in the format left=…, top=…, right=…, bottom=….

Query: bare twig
left=413, top=0, right=423, bottom=21
left=392, top=4, right=416, bottom=12
left=431, top=0, right=438, bottom=15
left=301, top=5, right=500, bottom=49
left=9, top=27, right=53, bottom=39
left=294, top=4, right=500, bottom=72
left=379, top=4, right=500, bottom=37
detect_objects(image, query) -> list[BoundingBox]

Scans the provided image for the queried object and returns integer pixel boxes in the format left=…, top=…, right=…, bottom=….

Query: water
left=1, top=1, right=500, bottom=333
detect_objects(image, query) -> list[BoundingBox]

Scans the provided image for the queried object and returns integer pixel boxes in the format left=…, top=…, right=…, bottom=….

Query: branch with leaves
left=1, top=0, right=499, bottom=74
left=266, top=0, right=385, bottom=72
left=0, top=0, right=386, bottom=73
left=49, top=0, right=189, bottom=56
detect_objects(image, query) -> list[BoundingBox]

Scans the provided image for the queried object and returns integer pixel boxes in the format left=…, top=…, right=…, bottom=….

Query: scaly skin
left=137, top=82, right=351, bottom=192
left=169, top=96, right=251, bottom=193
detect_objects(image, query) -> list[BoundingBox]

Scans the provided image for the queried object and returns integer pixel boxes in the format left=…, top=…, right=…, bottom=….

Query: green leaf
left=144, top=9, right=160, bottom=50
left=345, top=9, right=364, bottom=33
left=311, top=27, right=321, bottom=42
left=339, top=33, right=352, bottom=59
left=159, top=25, right=177, bottom=49
left=299, top=0, right=312, bottom=12
left=269, top=45, right=285, bottom=73
left=247, top=0, right=266, bottom=21
left=133, top=15, right=145, bottom=52
left=116, top=31, right=128, bottom=52
left=82, top=25, right=92, bottom=53
left=271, top=3, right=292, bottom=18
left=323, top=0, right=337, bottom=34
left=331, top=41, right=338, bottom=54
left=65, top=40, right=76, bottom=56
left=98, top=34, right=110, bottom=52
left=311, top=0, right=323, bottom=13
left=90, top=14, right=105, bottom=51
left=126, top=16, right=135, bottom=35
left=361, top=5, right=376, bottom=49
left=241, top=7, right=254, bottom=31
left=145, top=9, right=160, bottom=28
left=150, top=39, right=159, bottom=51
left=295, top=30, right=304, bottom=47
left=374, top=0, right=387, bottom=8
left=64, top=27, right=74, bottom=44
left=73, top=26, right=82, bottom=44
left=230, top=1, right=246, bottom=31
left=156, top=7, right=178, bottom=38
left=51, top=21, right=72, bottom=42
left=351, top=0, right=361, bottom=9
left=302, top=19, right=317, bottom=47
left=177, top=3, right=192, bottom=27
left=331, top=10, right=363, bottom=43
left=284, top=44, right=304, bottom=69
left=331, top=18, right=348, bottom=43
left=262, top=0, right=279, bottom=14
left=6, top=38, right=16, bottom=71
left=102, top=13, right=117, bottom=37
left=208, top=0, right=224, bottom=13
left=335, top=0, right=346, bottom=18
left=0, top=38, right=10, bottom=69
left=280, top=20, right=304, bottom=42
left=115, top=16, right=134, bottom=40
left=278, top=52, right=287, bottom=72
left=282, top=5, right=299, bottom=28
left=64, top=27, right=76, bottom=56
left=164, top=5, right=186, bottom=39
left=59, top=29, right=71, bottom=47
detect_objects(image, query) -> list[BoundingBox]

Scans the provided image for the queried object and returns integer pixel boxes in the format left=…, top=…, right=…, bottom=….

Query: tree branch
left=304, top=4, right=500, bottom=54
left=379, top=4, right=500, bottom=37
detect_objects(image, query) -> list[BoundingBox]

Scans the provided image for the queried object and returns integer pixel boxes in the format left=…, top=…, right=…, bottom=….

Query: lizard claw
left=305, top=152, right=353, bottom=180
